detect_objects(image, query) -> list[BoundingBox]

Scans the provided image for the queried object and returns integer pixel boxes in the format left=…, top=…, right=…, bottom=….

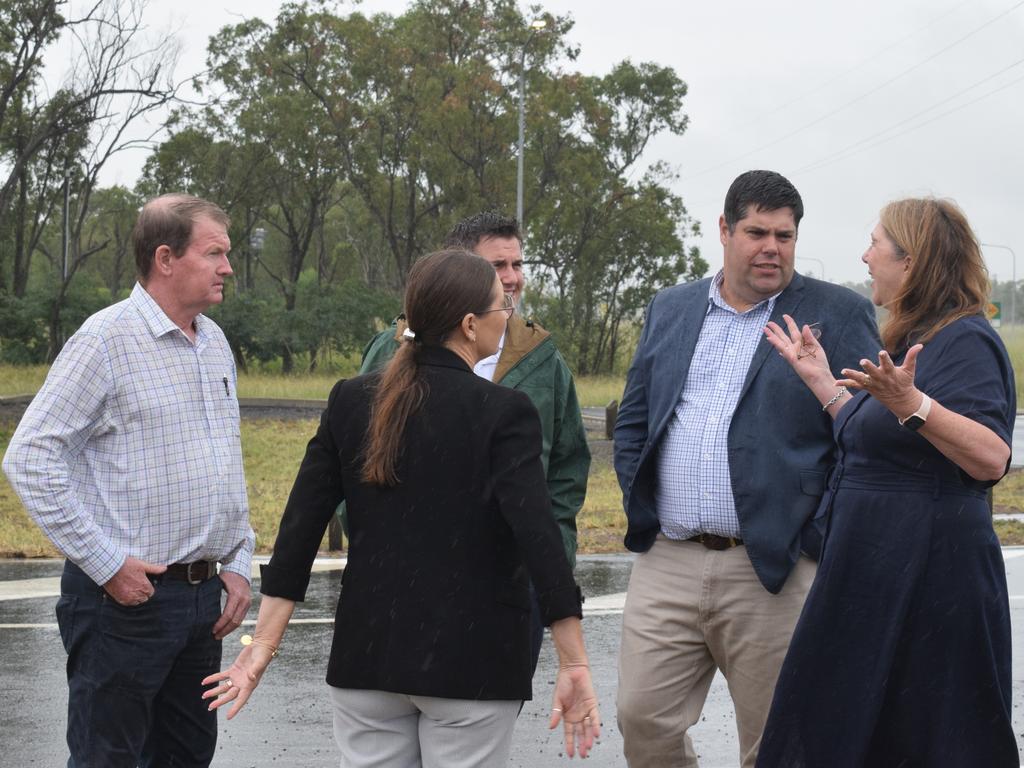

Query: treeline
left=0, top=0, right=707, bottom=374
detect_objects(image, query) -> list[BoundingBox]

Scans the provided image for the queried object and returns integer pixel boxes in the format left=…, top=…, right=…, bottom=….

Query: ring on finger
left=225, top=679, right=234, bottom=689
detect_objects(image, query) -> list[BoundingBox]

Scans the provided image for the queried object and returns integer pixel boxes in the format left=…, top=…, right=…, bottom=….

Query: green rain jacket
left=358, top=314, right=590, bottom=566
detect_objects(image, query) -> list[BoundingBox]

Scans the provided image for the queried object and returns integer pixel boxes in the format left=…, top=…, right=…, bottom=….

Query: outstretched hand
left=837, top=344, right=923, bottom=417
left=764, top=315, right=831, bottom=386
left=549, top=664, right=601, bottom=759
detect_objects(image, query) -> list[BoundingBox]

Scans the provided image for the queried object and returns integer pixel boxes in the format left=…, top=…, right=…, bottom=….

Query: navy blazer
left=614, top=273, right=880, bottom=594
left=261, top=346, right=581, bottom=701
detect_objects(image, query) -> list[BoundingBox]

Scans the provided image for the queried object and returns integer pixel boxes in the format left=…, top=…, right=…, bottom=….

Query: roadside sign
left=988, top=301, right=1001, bottom=328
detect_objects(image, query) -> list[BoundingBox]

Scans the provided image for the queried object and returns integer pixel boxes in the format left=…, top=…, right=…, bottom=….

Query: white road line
left=0, top=595, right=633, bottom=629
left=0, top=558, right=349, bottom=602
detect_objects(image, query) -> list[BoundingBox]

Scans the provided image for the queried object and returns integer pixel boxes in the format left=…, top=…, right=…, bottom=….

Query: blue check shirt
left=655, top=272, right=778, bottom=540
left=3, top=284, right=255, bottom=585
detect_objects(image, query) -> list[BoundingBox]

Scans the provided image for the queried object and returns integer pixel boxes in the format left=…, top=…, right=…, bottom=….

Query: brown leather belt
left=164, top=561, right=219, bottom=585
left=687, top=533, right=743, bottom=551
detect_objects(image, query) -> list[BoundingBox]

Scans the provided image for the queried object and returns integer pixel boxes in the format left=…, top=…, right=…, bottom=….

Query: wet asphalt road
left=4, top=553, right=1024, bottom=767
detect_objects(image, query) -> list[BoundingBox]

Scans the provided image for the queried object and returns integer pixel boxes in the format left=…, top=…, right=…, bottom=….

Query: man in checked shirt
left=613, top=171, right=880, bottom=767
left=3, top=194, right=255, bottom=767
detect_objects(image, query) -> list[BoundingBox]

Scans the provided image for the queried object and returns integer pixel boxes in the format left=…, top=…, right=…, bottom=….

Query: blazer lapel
left=737, top=273, right=807, bottom=401
left=650, top=283, right=711, bottom=441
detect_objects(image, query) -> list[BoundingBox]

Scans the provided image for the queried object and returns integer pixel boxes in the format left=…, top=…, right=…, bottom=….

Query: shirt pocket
left=208, top=370, right=241, bottom=436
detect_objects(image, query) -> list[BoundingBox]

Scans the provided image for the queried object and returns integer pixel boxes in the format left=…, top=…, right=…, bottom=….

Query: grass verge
left=3, top=419, right=1024, bottom=557
left=574, top=376, right=625, bottom=409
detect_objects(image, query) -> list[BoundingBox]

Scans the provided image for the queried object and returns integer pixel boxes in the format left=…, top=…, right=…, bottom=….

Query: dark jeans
left=56, top=561, right=223, bottom=768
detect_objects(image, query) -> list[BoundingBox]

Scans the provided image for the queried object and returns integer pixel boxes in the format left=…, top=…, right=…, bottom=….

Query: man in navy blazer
left=613, top=170, right=880, bottom=767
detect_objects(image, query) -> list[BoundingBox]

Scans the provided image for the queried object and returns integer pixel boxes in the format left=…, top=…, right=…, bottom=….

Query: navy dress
left=757, top=316, right=1019, bottom=767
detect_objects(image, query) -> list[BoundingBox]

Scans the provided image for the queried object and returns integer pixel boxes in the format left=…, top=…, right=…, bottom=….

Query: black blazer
left=260, top=346, right=582, bottom=701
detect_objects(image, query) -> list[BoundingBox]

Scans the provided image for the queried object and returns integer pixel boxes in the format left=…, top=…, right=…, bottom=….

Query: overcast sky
left=84, top=0, right=1024, bottom=285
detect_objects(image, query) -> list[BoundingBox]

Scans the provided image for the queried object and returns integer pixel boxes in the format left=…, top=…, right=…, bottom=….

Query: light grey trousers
left=329, top=686, right=522, bottom=768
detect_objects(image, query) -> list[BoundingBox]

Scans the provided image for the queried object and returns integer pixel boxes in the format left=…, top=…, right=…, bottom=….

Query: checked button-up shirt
left=3, top=283, right=254, bottom=585
left=655, top=271, right=778, bottom=541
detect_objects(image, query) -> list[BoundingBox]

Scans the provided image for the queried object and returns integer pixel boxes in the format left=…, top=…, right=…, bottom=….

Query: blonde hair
left=879, top=197, right=989, bottom=353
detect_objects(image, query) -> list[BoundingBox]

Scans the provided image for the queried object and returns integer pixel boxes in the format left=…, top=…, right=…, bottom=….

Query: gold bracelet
left=240, top=634, right=279, bottom=658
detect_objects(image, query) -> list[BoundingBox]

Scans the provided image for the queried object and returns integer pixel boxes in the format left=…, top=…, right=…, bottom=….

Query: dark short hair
left=723, top=171, right=803, bottom=233
left=133, top=194, right=231, bottom=281
left=443, top=211, right=522, bottom=251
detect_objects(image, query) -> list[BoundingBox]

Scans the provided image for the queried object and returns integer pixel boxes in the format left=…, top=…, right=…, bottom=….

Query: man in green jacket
left=359, top=212, right=591, bottom=670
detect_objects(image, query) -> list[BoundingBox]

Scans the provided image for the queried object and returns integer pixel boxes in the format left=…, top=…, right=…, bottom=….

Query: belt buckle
left=185, top=562, right=206, bottom=585
left=702, top=534, right=734, bottom=551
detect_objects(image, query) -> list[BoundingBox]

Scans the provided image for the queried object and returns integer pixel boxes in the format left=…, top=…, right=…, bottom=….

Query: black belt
left=164, top=561, right=219, bottom=585
left=687, top=534, right=743, bottom=551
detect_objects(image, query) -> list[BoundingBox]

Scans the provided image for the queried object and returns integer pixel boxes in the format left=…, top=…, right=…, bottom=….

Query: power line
left=794, top=57, right=1024, bottom=174
left=794, top=70, right=1024, bottom=175
left=716, top=0, right=973, bottom=133
left=681, top=0, right=1024, bottom=182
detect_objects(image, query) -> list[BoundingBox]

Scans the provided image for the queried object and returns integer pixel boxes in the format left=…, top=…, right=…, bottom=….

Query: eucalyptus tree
left=525, top=60, right=707, bottom=373
left=283, top=1, right=704, bottom=371
left=0, top=0, right=179, bottom=297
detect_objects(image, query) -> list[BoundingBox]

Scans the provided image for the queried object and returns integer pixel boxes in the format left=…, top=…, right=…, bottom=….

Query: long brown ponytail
left=361, top=249, right=497, bottom=486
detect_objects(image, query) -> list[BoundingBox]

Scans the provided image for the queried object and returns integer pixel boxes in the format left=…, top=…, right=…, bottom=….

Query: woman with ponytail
left=204, top=249, right=600, bottom=765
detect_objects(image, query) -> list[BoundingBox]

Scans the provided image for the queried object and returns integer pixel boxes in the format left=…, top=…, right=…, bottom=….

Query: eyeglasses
left=475, top=293, right=516, bottom=319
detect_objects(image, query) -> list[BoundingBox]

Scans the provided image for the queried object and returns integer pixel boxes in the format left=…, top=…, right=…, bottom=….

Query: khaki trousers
left=617, top=535, right=816, bottom=768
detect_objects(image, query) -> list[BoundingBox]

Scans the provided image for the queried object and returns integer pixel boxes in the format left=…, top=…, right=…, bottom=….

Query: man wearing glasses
left=358, top=211, right=591, bottom=672
left=613, top=171, right=880, bottom=767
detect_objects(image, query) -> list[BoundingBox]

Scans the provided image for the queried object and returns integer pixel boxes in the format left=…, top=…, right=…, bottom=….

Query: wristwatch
left=898, top=394, right=932, bottom=431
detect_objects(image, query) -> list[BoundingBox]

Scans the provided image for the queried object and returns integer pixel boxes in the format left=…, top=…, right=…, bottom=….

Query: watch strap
left=898, top=394, right=932, bottom=428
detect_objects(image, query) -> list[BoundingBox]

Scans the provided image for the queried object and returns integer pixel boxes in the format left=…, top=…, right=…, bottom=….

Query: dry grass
left=237, top=373, right=346, bottom=401
left=577, top=453, right=627, bottom=553
left=0, top=365, right=49, bottom=397
left=0, top=419, right=60, bottom=557
left=239, top=419, right=325, bottom=551
left=998, top=326, right=1024, bottom=401
left=993, top=520, right=1024, bottom=546
left=4, top=421, right=1024, bottom=558
left=0, top=418, right=330, bottom=558
left=993, top=467, right=1024, bottom=514
left=574, top=375, right=626, bottom=409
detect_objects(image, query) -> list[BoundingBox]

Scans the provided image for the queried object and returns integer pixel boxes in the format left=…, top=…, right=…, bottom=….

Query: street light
left=981, top=243, right=1017, bottom=324
left=796, top=256, right=826, bottom=281
left=516, top=18, right=547, bottom=227
left=248, top=227, right=267, bottom=292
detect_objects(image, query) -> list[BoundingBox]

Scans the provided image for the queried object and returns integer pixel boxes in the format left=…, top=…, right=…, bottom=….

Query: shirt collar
left=706, top=269, right=781, bottom=316
left=130, top=282, right=211, bottom=343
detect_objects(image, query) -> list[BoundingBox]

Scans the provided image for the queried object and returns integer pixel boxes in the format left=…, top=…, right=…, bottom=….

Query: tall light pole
left=516, top=18, right=547, bottom=226
left=981, top=243, right=1017, bottom=324
left=248, top=227, right=267, bottom=293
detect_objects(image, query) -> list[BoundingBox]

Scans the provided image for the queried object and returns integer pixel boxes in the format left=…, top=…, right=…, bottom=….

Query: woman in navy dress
left=756, top=198, right=1018, bottom=767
